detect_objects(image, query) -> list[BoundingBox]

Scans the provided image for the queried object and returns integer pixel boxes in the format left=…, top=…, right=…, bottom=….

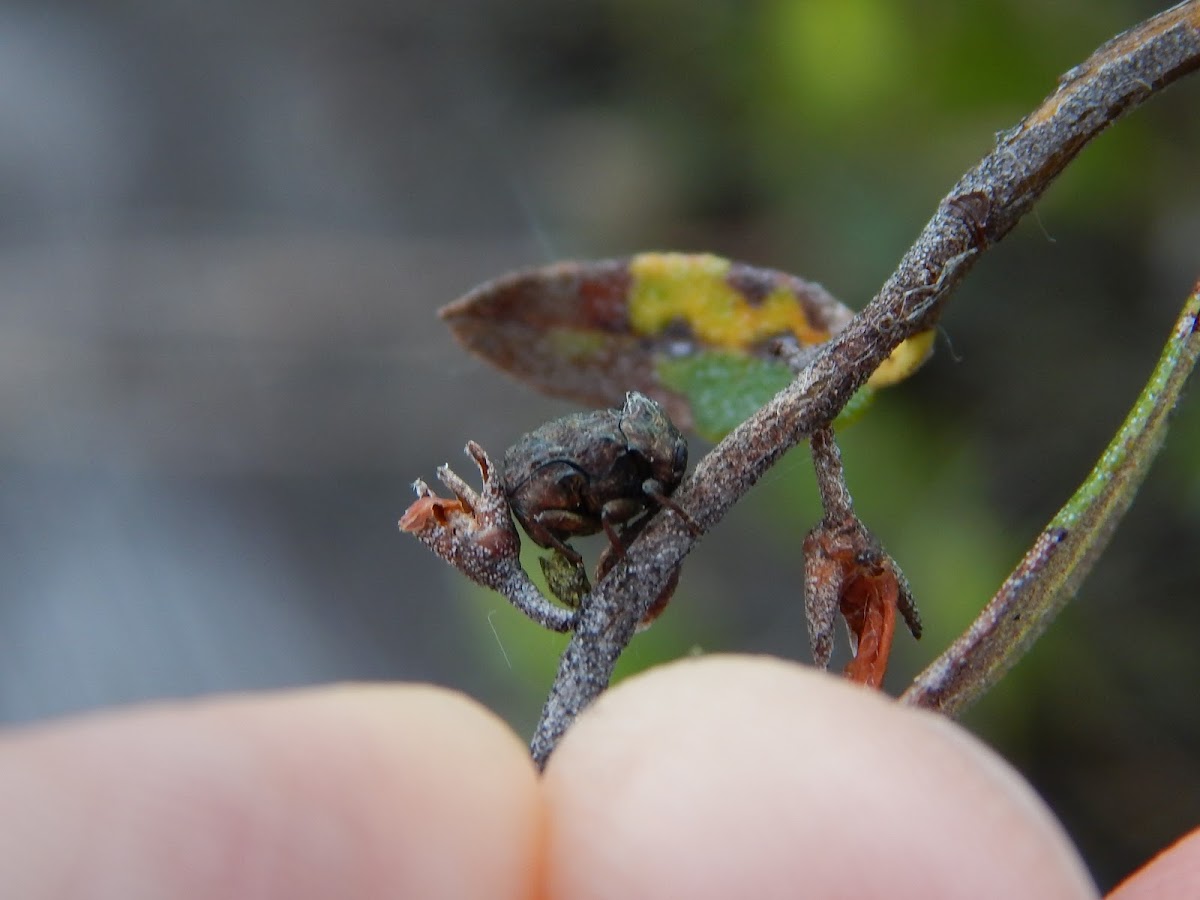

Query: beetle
left=502, top=391, right=690, bottom=565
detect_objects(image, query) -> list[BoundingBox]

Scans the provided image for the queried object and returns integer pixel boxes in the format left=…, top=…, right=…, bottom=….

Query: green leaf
left=903, top=285, right=1200, bottom=714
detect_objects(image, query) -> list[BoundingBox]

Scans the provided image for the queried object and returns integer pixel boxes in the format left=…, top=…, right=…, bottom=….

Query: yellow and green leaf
left=441, top=252, right=933, bottom=440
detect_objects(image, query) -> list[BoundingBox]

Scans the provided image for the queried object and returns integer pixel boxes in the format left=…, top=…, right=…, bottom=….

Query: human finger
left=1107, top=827, right=1200, bottom=899
left=0, top=684, right=540, bottom=900
left=542, top=655, right=1097, bottom=900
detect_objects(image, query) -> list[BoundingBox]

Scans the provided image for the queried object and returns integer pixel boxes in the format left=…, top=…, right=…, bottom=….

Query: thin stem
left=809, top=428, right=854, bottom=523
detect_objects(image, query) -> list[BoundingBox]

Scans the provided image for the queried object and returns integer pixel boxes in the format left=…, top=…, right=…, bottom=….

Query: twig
left=529, top=2, right=1200, bottom=768
left=400, top=442, right=575, bottom=633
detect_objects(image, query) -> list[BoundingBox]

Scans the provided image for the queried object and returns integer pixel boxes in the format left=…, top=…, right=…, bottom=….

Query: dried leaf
left=399, top=493, right=468, bottom=532
left=803, top=520, right=916, bottom=689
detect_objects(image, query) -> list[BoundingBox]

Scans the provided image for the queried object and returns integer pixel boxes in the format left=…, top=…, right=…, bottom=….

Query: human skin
left=0, top=655, right=1192, bottom=899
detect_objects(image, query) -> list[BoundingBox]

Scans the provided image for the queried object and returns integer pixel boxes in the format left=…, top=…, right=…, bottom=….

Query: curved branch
left=530, top=1, right=1200, bottom=767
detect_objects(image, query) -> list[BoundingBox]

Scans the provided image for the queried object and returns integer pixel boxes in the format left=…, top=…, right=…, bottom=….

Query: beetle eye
left=672, top=439, right=688, bottom=477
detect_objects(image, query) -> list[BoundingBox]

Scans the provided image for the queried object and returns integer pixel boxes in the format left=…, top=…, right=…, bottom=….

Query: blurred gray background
left=0, top=1, right=1197, bottom=889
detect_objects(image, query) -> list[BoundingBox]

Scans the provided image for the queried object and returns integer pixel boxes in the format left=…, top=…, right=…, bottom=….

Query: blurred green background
left=0, top=0, right=1196, bottom=890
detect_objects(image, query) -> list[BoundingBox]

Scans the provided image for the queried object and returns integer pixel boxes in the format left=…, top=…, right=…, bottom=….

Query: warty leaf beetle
left=502, top=391, right=690, bottom=565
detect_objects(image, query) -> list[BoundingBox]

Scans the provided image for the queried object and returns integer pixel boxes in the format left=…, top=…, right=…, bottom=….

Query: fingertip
left=1107, top=827, right=1200, bottom=899
left=0, top=684, right=541, bottom=900
left=543, top=655, right=1097, bottom=900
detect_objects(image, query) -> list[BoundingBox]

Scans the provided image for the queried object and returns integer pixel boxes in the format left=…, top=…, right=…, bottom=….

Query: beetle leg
left=595, top=509, right=683, bottom=629
left=599, top=507, right=627, bottom=558
left=597, top=496, right=655, bottom=557
left=525, top=512, right=587, bottom=566
left=641, top=479, right=701, bottom=535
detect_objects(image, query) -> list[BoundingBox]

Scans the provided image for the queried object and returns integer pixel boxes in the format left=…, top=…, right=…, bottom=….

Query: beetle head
left=620, top=391, right=688, bottom=491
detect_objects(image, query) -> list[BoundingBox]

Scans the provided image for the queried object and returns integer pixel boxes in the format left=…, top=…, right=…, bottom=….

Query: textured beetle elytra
left=502, top=392, right=689, bottom=565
